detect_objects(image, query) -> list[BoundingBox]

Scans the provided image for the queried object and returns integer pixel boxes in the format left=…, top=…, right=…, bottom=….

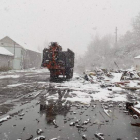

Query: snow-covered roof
left=0, top=47, right=14, bottom=56
left=134, top=55, right=140, bottom=59
left=17, top=40, right=42, bottom=53
left=0, top=36, right=42, bottom=54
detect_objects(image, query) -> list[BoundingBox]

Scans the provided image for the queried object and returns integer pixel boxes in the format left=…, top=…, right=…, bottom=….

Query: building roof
left=0, top=36, right=41, bottom=53
left=134, top=55, right=140, bottom=59
left=0, top=47, right=14, bottom=56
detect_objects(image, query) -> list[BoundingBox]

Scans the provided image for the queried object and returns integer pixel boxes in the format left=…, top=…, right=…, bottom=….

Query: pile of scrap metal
left=126, top=102, right=140, bottom=127
left=83, top=68, right=140, bottom=90
left=83, top=71, right=96, bottom=83
left=83, top=68, right=113, bottom=82
left=121, top=69, right=140, bottom=80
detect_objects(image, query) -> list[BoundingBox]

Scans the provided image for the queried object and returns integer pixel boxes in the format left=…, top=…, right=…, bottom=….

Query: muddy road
left=0, top=69, right=140, bottom=140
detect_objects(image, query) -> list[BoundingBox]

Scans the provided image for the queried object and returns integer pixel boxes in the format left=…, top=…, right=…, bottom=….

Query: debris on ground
left=36, top=129, right=43, bottom=135
left=0, top=68, right=140, bottom=139
left=82, top=134, right=87, bottom=140
left=94, top=133, right=104, bottom=140
left=0, top=115, right=11, bottom=123
left=33, top=135, right=45, bottom=140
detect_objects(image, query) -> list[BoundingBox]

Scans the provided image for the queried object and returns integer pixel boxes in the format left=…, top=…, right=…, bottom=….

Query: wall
left=23, top=49, right=42, bottom=69
left=0, top=46, right=23, bottom=70
left=0, top=37, right=42, bottom=70
left=0, top=55, right=13, bottom=70
left=0, top=38, right=24, bottom=70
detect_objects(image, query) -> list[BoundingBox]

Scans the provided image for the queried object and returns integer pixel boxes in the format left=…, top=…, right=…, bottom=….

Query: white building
left=0, top=36, right=42, bottom=70
left=0, top=47, right=14, bottom=70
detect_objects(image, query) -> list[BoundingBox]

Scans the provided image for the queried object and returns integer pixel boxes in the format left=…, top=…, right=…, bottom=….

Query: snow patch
left=65, top=91, right=91, bottom=104
left=0, top=115, right=11, bottom=123
left=134, top=102, right=140, bottom=109
left=7, top=83, right=27, bottom=87
left=44, top=73, right=128, bottom=104
left=111, top=73, right=122, bottom=82
left=0, top=75, right=20, bottom=79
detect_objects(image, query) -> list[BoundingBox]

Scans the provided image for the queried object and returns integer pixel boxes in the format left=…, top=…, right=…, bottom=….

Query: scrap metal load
left=42, top=42, right=74, bottom=79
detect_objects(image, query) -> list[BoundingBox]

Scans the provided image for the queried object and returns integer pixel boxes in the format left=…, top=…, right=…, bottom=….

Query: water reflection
left=40, top=93, right=71, bottom=125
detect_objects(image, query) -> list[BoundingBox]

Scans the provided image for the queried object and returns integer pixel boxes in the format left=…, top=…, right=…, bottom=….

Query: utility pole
left=115, top=27, right=118, bottom=44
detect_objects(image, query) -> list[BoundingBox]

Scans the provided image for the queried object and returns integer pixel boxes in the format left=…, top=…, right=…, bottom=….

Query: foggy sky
left=0, top=0, right=140, bottom=55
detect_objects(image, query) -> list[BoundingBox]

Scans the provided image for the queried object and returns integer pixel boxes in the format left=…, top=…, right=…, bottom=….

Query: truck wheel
left=50, top=70, right=55, bottom=80
left=66, top=68, right=70, bottom=79
left=66, top=68, right=73, bottom=79
left=50, top=70, right=59, bottom=80
left=70, top=69, right=73, bottom=78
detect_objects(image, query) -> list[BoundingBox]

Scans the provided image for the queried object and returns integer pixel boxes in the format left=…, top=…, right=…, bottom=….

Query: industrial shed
left=0, top=47, right=14, bottom=70
left=0, top=36, right=42, bottom=70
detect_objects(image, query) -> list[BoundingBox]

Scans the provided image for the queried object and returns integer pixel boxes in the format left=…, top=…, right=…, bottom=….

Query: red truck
left=41, top=42, right=74, bottom=80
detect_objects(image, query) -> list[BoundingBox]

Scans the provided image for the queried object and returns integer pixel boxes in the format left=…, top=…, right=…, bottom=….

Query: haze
left=0, top=0, right=140, bottom=55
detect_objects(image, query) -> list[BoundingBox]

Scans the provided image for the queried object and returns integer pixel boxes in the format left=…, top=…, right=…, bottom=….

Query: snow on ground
left=28, top=90, right=43, bottom=97
left=0, top=115, right=11, bottom=123
left=127, top=81, right=138, bottom=87
left=10, top=68, right=49, bottom=73
left=111, top=87, right=125, bottom=92
left=112, top=94, right=127, bottom=102
left=45, top=73, right=128, bottom=104
left=0, top=68, right=49, bottom=75
left=38, top=82, right=47, bottom=84
left=7, top=83, right=28, bottom=87
left=111, top=73, right=122, bottom=82
left=65, top=91, right=92, bottom=104
left=0, top=75, right=20, bottom=79
left=0, top=68, right=49, bottom=79
left=46, top=93, right=59, bottom=100
left=60, top=80, right=100, bottom=91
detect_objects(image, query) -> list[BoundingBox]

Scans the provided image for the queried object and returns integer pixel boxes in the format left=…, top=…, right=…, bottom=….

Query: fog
left=0, top=0, right=140, bottom=55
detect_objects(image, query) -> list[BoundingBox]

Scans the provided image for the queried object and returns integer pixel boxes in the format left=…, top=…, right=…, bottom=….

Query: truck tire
left=50, top=70, right=59, bottom=80
left=50, top=70, right=54, bottom=80
left=66, top=68, right=73, bottom=79
left=70, top=69, right=73, bottom=78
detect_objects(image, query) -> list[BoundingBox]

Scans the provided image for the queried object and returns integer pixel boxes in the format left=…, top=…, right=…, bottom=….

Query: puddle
left=0, top=97, right=140, bottom=140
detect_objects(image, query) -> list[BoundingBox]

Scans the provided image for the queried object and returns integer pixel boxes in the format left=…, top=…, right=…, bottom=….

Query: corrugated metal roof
left=0, top=47, right=14, bottom=56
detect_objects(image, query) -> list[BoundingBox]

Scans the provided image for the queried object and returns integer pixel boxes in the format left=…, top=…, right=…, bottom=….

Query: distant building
left=0, top=47, right=14, bottom=70
left=0, top=36, right=42, bottom=70
left=134, top=55, right=140, bottom=70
